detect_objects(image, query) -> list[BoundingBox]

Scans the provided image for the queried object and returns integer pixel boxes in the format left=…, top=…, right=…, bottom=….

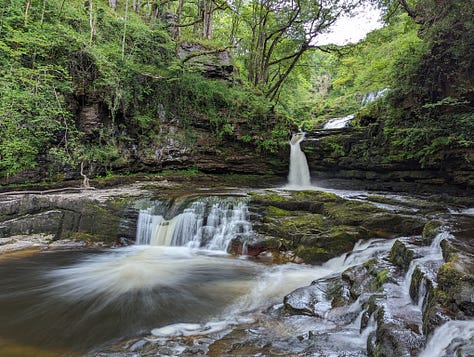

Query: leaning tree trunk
left=24, top=0, right=31, bottom=26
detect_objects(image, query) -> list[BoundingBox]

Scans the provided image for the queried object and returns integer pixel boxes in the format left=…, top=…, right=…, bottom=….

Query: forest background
left=0, top=0, right=472, bottom=183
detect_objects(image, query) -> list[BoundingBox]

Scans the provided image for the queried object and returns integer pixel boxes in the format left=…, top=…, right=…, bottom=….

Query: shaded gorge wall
left=301, top=125, right=474, bottom=191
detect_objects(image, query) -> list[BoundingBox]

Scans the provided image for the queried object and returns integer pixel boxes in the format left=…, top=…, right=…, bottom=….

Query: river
left=0, top=181, right=472, bottom=356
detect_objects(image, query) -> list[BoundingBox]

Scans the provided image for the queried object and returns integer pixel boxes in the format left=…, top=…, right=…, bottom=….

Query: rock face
left=249, top=190, right=426, bottom=264
left=177, top=42, right=234, bottom=80
left=0, top=187, right=145, bottom=249
left=302, top=126, right=474, bottom=191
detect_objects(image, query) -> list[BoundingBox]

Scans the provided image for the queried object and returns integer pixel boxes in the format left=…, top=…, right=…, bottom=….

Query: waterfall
left=419, top=320, right=474, bottom=357
left=287, top=133, right=311, bottom=188
left=135, top=197, right=252, bottom=252
left=323, top=114, right=355, bottom=129
left=322, top=89, right=388, bottom=129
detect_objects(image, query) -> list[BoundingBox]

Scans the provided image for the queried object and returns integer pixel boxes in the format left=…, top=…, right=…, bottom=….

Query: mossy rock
left=324, top=200, right=381, bottom=226
left=363, top=213, right=425, bottom=238
left=437, top=261, right=474, bottom=317
left=294, top=246, right=330, bottom=264
left=265, top=206, right=293, bottom=219
left=248, top=191, right=288, bottom=203
left=389, top=240, right=415, bottom=271
left=422, top=220, right=443, bottom=245
left=290, top=190, right=343, bottom=203
left=76, top=203, right=122, bottom=243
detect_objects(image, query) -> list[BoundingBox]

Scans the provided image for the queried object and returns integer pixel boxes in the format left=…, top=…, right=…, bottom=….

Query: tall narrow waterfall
left=136, top=197, right=253, bottom=252
left=288, top=133, right=311, bottom=188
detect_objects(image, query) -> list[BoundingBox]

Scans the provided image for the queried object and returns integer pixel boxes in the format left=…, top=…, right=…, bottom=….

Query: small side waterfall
left=323, top=114, right=355, bottom=129
left=288, top=133, right=311, bottom=188
left=136, top=197, right=252, bottom=252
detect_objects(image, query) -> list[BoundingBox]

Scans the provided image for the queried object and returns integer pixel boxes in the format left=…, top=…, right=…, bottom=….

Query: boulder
left=177, top=42, right=234, bottom=80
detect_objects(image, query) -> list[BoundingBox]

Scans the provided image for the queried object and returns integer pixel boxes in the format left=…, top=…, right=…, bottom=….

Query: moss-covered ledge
left=249, top=190, right=426, bottom=264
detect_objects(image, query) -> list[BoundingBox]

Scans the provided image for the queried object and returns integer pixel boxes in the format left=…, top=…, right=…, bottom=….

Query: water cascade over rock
left=323, top=114, right=355, bottom=129
left=287, top=133, right=312, bottom=188
left=136, top=197, right=253, bottom=252
left=322, top=89, right=388, bottom=129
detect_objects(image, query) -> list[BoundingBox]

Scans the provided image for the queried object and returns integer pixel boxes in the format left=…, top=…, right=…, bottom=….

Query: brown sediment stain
left=0, top=338, right=80, bottom=357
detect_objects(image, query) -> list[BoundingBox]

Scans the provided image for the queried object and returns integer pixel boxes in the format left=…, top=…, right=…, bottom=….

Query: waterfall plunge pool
left=0, top=235, right=397, bottom=356
left=0, top=188, right=473, bottom=356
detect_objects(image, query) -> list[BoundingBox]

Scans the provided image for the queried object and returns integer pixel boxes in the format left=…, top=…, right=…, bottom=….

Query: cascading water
left=323, top=113, right=355, bottom=129
left=136, top=197, right=252, bottom=252
left=287, top=132, right=311, bottom=188
left=322, top=89, right=388, bottom=129
left=1, top=184, right=472, bottom=356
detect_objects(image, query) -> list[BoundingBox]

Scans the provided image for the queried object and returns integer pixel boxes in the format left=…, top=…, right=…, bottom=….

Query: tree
left=233, top=0, right=365, bottom=101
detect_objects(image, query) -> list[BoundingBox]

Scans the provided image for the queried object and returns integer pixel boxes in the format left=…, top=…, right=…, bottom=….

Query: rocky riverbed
left=0, top=176, right=472, bottom=356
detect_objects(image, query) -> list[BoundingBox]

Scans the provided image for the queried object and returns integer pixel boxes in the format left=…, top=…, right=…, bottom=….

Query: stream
left=0, top=137, right=472, bottom=356
left=0, top=185, right=472, bottom=356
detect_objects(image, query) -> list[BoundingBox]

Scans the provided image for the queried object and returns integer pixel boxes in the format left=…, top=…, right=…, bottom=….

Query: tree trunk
left=122, top=0, right=129, bottom=61
left=194, top=0, right=203, bottom=35
left=40, top=0, right=46, bottom=26
left=202, top=0, right=213, bottom=40
left=24, top=0, right=31, bottom=26
left=80, top=161, right=91, bottom=189
left=89, top=0, right=95, bottom=44
left=175, top=0, right=184, bottom=40
left=109, top=0, right=118, bottom=10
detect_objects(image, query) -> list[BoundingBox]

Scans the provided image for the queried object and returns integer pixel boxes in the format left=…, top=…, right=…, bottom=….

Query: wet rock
left=0, top=187, right=146, bottom=250
left=228, top=234, right=281, bottom=257
left=422, top=220, right=443, bottom=245
left=437, top=241, right=474, bottom=318
left=0, top=210, right=64, bottom=239
left=250, top=189, right=426, bottom=264
left=389, top=240, right=416, bottom=271
left=366, top=296, right=426, bottom=357
left=284, top=278, right=338, bottom=317
left=342, top=264, right=374, bottom=300
left=362, top=213, right=425, bottom=238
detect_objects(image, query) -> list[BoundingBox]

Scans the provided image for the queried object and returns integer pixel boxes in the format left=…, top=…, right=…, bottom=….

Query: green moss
left=389, top=240, right=414, bottom=270
left=266, top=206, right=292, bottom=218
left=70, top=232, right=98, bottom=242
left=290, top=190, right=342, bottom=203
left=373, top=269, right=391, bottom=290
left=280, top=214, right=325, bottom=231
left=249, top=191, right=287, bottom=203
left=363, top=258, right=377, bottom=270
left=294, top=246, right=330, bottom=264
left=324, top=200, right=381, bottom=226
left=422, top=220, right=443, bottom=245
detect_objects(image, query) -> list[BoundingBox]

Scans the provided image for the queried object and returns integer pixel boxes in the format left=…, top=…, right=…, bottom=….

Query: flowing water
left=323, top=113, right=355, bottom=129
left=135, top=196, right=252, bottom=251
left=287, top=133, right=312, bottom=188
left=0, top=191, right=472, bottom=355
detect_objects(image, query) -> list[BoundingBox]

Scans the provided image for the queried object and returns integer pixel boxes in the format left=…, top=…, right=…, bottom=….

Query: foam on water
left=419, top=320, right=474, bottom=357
left=287, top=133, right=312, bottom=189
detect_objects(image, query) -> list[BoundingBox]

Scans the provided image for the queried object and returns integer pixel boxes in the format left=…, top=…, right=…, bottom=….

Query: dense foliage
left=0, top=0, right=472, bottom=182
left=381, top=0, right=474, bottom=165
left=0, top=0, right=289, bottom=180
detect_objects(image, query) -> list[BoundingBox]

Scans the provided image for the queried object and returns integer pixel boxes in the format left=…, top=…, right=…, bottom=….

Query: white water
left=136, top=197, right=252, bottom=252
left=322, top=89, right=388, bottom=129
left=287, top=133, right=312, bottom=188
left=150, top=238, right=395, bottom=347
left=403, top=231, right=447, bottom=295
left=323, top=114, right=355, bottom=129
left=361, top=88, right=388, bottom=105
left=419, top=320, right=474, bottom=357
